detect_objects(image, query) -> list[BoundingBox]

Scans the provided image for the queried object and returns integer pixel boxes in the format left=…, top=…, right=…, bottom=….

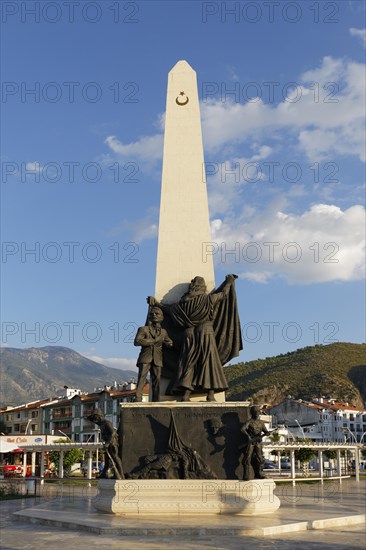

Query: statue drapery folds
left=147, top=274, right=242, bottom=400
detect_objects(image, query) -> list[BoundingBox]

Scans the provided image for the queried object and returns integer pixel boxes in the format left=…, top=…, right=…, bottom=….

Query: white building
left=316, top=398, right=366, bottom=444
left=269, top=398, right=366, bottom=443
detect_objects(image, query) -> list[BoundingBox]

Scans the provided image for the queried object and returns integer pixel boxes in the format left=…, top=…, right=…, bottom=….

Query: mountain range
left=0, top=346, right=137, bottom=406
left=1, top=342, right=365, bottom=408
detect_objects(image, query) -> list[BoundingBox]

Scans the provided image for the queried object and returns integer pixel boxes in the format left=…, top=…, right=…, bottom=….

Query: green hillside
left=225, top=343, right=366, bottom=407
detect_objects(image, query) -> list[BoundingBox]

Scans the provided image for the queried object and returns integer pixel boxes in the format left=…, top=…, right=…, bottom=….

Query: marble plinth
left=94, top=479, right=280, bottom=516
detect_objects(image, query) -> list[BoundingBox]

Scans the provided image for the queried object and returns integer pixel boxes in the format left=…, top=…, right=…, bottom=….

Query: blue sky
left=1, top=0, right=365, bottom=374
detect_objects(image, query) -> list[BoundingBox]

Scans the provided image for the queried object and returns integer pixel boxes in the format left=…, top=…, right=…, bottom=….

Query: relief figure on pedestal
left=241, top=406, right=269, bottom=481
left=127, top=411, right=218, bottom=480
left=86, top=409, right=124, bottom=480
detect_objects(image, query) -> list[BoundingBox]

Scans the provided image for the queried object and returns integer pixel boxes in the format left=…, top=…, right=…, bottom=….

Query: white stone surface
left=155, top=60, right=215, bottom=303
left=310, top=515, right=366, bottom=529
left=94, top=479, right=281, bottom=516
left=13, top=479, right=366, bottom=537
left=120, top=401, right=250, bottom=410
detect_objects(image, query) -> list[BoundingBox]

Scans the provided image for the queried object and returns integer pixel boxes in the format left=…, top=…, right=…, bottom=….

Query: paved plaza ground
left=0, top=479, right=365, bottom=549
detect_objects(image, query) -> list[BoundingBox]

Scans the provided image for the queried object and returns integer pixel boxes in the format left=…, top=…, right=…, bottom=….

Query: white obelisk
left=155, top=60, right=215, bottom=303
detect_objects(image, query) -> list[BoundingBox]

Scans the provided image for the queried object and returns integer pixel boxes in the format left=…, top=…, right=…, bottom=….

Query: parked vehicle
left=263, top=460, right=277, bottom=469
left=3, top=464, right=31, bottom=477
left=280, top=459, right=291, bottom=469
left=81, top=461, right=102, bottom=477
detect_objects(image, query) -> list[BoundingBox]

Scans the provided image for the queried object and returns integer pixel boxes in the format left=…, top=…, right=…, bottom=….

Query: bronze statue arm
left=261, top=424, right=270, bottom=436
left=147, top=296, right=170, bottom=312
left=211, top=274, right=238, bottom=303
left=241, top=424, right=250, bottom=439
left=147, top=296, right=162, bottom=307
left=163, top=334, right=173, bottom=347
left=101, top=424, right=115, bottom=445
left=134, top=328, right=155, bottom=347
left=241, top=423, right=261, bottom=444
left=224, top=274, right=238, bottom=289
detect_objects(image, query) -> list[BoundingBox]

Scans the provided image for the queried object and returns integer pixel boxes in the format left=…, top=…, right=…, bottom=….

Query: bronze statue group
left=88, top=275, right=269, bottom=481
left=135, top=274, right=242, bottom=403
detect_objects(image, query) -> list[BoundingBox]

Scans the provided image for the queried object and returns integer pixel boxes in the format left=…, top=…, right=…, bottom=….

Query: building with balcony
left=2, top=399, right=51, bottom=435
left=319, top=399, right=366, bottom=443
left=1, top=382, right=149, bottom=442
left=41, top=382, right=149, bottom=441
left=269, top=398, right=366, bottom=443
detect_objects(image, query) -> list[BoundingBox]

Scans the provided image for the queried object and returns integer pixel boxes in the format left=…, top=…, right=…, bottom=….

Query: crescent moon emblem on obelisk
left=176, top=91, right=189, bottom=106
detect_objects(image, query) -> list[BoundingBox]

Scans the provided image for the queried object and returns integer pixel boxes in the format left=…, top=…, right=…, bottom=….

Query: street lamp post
left=57, top=429, right=71, bottom=441
left=95, top=429, right=100, bottom=471
left=284, top=424, right=296, bottom=442
left=341, top=428, right=359, bottom=476
left=294, top=419, right=305, bottom=438
left=56, top=430, right=71, bottom=479
left=24, top=419, right=32, bottom=434
left=343, top=427, right=357, bottom=444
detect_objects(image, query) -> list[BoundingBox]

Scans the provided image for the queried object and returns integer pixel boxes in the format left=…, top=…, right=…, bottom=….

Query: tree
left=270, top=431, right=280, bottom=443
left=270, top=449, right=289, bottom=458
left=294, top=439, right=316, bottom=464
left=324, top=450, right=337, bottom=460
left=269, top=431, right=281, bottom=460
left=49, top=439, right=83, bottom=475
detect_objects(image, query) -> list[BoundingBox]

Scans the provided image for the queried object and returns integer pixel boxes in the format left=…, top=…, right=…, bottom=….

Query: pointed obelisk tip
left=170, top=60, right=195, bottom=73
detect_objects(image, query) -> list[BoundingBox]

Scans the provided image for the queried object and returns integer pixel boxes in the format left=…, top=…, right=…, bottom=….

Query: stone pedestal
left=119, top=402, right=251, bottom=479
left=94, top=479, right=280, bottom=515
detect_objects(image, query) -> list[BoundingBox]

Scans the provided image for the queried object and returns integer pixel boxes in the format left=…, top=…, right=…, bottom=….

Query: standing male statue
left=86, top=409, right=124, bottom=479
left=134, top=306, right=173, bottom=402
left=148, top=274, right=242, bottom=401
left=241, top=406, right=269, bottom=481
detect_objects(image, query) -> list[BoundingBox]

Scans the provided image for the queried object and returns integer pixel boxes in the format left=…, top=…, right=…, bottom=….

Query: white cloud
left=155, top=112, right=166, bottom=131
left=108, top=208, right=158, bottom=242
left=226, top=65, right=239, bottom=81
left=300, top=56, right=345, bottom=82
left=350, top=27, right=366, bottom=47
left=298, top=123, right=365, bottom=162
left=207, top=144, right=273, bottom=216
left=25, top=161, right=42, bottom=172
left=104, top=55, right=365, bottom=269
left=133, top=221, right=158, bottom=242
left=287, top=184, right=307, bottom=198
left=200, top=56, right=366, bottom=162
left=84, top=354, right=138, bottom=371
left=210, top=203, right=365, bottom=284
left=104, top=56, right=365, bottom=166
left=348, top=1, right=366, bottom=14
left=105, top=134, right=163, bottom=162
left=240, top=271, right=272, bottom=284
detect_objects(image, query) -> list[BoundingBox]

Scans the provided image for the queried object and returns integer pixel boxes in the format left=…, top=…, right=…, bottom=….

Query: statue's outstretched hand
left=147, top=296, right=156, bottom=306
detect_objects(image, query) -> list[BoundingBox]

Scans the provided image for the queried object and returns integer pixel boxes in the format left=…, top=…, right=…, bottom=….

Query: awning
left=0, top=441, right=20, bottom=453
